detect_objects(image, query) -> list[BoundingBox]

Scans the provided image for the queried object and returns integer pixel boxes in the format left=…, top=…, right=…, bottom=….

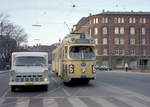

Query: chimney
left=102, top=9, right=105, bottom=13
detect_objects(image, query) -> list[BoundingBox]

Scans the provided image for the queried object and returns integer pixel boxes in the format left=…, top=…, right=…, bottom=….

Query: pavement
left=98, top=69, right=150, bottom=75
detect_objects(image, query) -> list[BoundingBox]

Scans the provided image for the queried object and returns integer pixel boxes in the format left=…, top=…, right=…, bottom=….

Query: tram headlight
left=69, top=64, right=74, bottom=73
left=92, top=65, right=96, bottom=73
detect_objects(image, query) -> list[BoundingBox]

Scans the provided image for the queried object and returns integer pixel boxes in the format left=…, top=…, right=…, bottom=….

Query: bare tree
left=0, top=13, right=28, bottom=47
left=12, top=25, right=28, bottom=47
left=0, top=13, right=28, bottom=66
left=0, top=13, right=9, bottom=36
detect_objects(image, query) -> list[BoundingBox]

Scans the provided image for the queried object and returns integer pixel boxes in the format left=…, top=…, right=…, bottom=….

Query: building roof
left=93, top=11, right=150, bottom=16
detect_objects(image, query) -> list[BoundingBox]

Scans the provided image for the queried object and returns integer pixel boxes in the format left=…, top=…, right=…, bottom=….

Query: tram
left=52, top=33, right=96, bottom=83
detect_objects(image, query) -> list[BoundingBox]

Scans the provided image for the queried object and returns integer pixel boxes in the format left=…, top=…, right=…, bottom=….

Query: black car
left=0, top=62, right=5, bottom=70
left=0, top=61, right=10, bottom=70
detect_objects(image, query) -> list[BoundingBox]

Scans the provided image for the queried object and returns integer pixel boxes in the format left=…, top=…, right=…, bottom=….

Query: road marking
left=62, top=88, right=71, bottom=96
left=117, top=97, right=147, bottom=107
left=15, top=98, right=30, bottom=107
left=90, top=97, right=117, bottom=107
left=68, top=97, right=88, bottom=107
left=0, top=88, right=9, bottom=105
left=43, top=98, right=58, bottom=107
left=96, top=81, right=150, bottom=105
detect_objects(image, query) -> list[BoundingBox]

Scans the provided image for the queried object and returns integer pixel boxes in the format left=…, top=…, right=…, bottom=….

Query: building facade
left=73, top=11, right=150, bottom=69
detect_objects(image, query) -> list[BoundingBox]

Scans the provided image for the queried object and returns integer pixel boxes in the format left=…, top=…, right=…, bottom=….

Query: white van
left=9, top=52, right=49, bottom=92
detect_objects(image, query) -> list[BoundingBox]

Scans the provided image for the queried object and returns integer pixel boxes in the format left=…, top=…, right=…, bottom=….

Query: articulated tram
left=52, top=33, right=96, bottom=83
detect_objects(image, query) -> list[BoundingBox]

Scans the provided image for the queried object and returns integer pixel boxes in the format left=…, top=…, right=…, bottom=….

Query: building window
left=114, top=17, right=124, bottom=23
left=114, top=38, right=119, bottom=45
left=89, top=19, right=92, bottom=25
left=114, top=17, right=117, bottom=23
left=129, top=17, right=136, bottom=23
left=142, top=38, right=146, bottom=45
left=118, top=17, right=121, bottom=23
left=121, top=18, right=124, bottom=23
left=142, top=49, right=146, bottom=55
left=94, top=27, right=98, bottom=35
left=130, top=27, right=135, bottom=35
left=95, top=38, right=98, bottom=45
left=102, top=27, right=107, bottom=35
left=120, top=27, right=124, bottom=35
left=96, top=18, right=99, bottom=24
left=102, top=17, right=108, bottom=23
left=130, top=49, right=135, bottom=56
left=133, top=18, right=136, bottom=23
left=120, top=49, right=124, bottom=55
left=129, top=17, right=132, bottom=23
left=140, top=18, right=146, bottom=24
left=103, top=38, right=107, bottom=45
left=93, top=18, right=96, bottom=24
left=105, top=17, right=108, bottom=23
left=114, top=27, right=119, bottom=34
left=114, top=49, right=119, bottom=55
left=130, top=38, right=135, bottom=45
left=102, top=17, right=105, bottom=23
left=120, top=38, right=124, bottom=45
left=103, top=48, right=108, bottom=55
left=114, top=27, right=124, bottom=35
left=143, top=18, right=146, bottom=23
left=141, top=27, right=146, bottom=35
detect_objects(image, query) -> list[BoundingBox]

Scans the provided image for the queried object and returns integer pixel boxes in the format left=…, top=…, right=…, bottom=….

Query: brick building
left=72, top=11, right=150, bottom=69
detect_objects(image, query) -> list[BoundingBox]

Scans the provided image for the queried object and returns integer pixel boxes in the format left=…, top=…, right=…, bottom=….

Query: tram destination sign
left=75, top=39, right=90, bottom=43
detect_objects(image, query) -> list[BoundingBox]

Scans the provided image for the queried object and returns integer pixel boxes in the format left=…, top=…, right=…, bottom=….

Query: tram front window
left=69, top=46, right=95, bottom=59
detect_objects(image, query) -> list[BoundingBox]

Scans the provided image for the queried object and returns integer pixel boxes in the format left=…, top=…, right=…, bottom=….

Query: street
left=0, top=70, right=150, bottom=107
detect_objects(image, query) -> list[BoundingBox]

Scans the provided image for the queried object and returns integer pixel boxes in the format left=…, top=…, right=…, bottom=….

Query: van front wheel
left=43, top=85, right=48, bottom=91
left=11, top=86, right=16, bottom=92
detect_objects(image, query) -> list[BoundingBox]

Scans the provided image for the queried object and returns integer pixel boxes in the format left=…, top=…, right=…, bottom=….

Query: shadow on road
left=11, top=86, right=48, bottom=93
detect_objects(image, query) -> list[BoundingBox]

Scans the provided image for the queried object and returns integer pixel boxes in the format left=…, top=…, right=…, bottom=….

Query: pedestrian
left=125, top=63, right=128, bottom=72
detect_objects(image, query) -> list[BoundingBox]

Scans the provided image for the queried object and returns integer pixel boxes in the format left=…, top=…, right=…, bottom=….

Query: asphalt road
left=0, top=70, right=150, bottom=107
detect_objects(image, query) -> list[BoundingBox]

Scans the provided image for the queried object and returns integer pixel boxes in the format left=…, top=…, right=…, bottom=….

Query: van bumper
left=9, top=81, right=49, bottom=86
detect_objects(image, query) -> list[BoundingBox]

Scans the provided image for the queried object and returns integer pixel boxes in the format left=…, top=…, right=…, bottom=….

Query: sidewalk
left=107, top=69, right=150, bottom=75
left=110, top=69, right=132, bottom=73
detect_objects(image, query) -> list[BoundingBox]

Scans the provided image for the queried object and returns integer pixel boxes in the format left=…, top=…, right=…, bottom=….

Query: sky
left=0, top=0, right=150, bottom=46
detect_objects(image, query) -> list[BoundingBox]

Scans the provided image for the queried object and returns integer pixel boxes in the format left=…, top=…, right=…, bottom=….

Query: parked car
left=0, top=61, right=10, bottom=70
left=0, top=62, right=4, bottom=70
left=96, top=65, right=112, bottom=71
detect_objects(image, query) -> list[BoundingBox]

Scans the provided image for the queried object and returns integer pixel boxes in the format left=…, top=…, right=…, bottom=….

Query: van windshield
left=14, top=56, right=46, bottom=66
left=69, top=46, right=95, bottom=59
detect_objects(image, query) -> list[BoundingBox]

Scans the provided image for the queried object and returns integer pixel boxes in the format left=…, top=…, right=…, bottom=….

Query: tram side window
left=64, top=46, right=68, bottom=58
